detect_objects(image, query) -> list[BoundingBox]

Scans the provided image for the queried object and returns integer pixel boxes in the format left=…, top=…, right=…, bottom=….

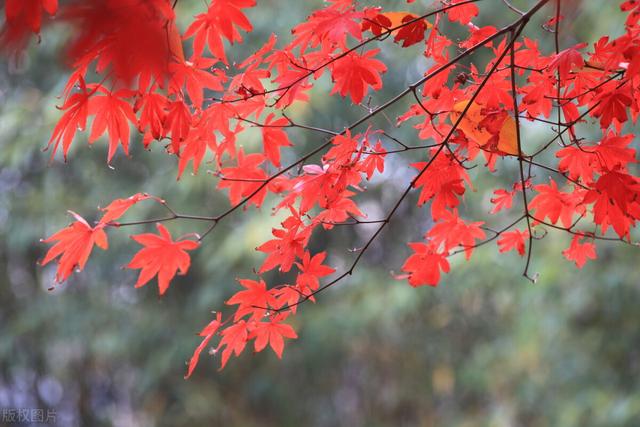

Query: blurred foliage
left=1, top=0, right=639, bottom=426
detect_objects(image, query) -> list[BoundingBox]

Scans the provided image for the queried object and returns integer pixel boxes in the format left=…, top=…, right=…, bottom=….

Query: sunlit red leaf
left=330, top=49, right=387, bottom=104
left=41, top=212, right=108, bottom=283
left=251, top=317, right=298, bottom=358
left=400, top=242, right=450, bottom=287
left=562, top=234, right=597, bottom=268
left=497, top=229, right=529, bottom=256
left=184, top=312, right=222, bottom=378
left=127, top=223, right=199, bottom=295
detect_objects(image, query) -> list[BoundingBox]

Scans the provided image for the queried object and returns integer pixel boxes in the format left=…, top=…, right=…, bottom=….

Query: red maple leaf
left=5, top=0, right=58, bottom=32
left=1, top=0, right=57, bottom=52
left=497, top=229, right=529, bottom=256
left=400, top=242, right=450, bottom=287
left=164, top=100, right=193, bottom=153
left=490, top=188, right=514, bottom=214
left=183, top=0, right=256, bottom=64
left=273, top=285, right=304, bottom=313
left=99, top=193, right=151, bottom=225
left=549, top=43, right=587, bottom=80
left=592, top=88, right=632, bottom=129
left=593, top=131, right=636, bottom=171
left=556, top=146, right=597, bottom=184
left=562, top=234, right=597, bottom=268
left=446, top=0, right=479, bottom=25
left=295, top=251, right=335, bottom=293
left=177, top=118, right=219, bottom=178
left=47, top=77, right=90, bottom=160
left=394, top=14, right=429, bottom=48
left=64, top=0, right=181, bottom=83
left=360, top=141, right=386, bottom=179
left=135, top=91, right=168, bottom=142
left=583, top=171, right=640, bottom=239
left=412, top=154, right=470, bottom=220
left=217, top=149, right=269, bottom=208
left=127, top=223, right=199, bottom=295
left=169, top=57, right=226, bottom=108
left=529, top=179, right=584, bottom=228
left=41, top=212, right=108, bottom=283
left=250, top=316, right=298, bottom=358
left=622, top=0, right=640, bottom=27
left=184, top=312, right=222, bottom=378
left=427, top=210, right=486, bottom=260
left=88, top=86, right=137, bottom=162
left=226, top=278, right=277, bottom=321
left=330, top=49, right=387, bottom=104
left=217, top=320, right=249, bottom=369
left=291, top=4, right=362, bottom=53
left=257, top=221, right=310, bottom=274
left=521, top=72, right=554, bottom=119
left=261, top=114, right=293, bottom=167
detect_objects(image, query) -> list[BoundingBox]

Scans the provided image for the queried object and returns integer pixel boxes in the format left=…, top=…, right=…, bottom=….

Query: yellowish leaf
left=449, top=100, right=520, bottom=156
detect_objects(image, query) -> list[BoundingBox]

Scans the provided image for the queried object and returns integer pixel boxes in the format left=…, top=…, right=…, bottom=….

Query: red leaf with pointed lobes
left=400, top=242, right=450, bottom=287
left=184, top=0, right=255, bottom=64
left=563, top=235, right=597, bottom=268
left=324, top=130, right=359, bottom=165
left=88, top=86, right=137, bottom=162
left=64, top=0, right=181, bottom=83
left=394, top=14, right=429, bottom=47
left=41, top=212, right=108, bottom=283
left=460, top=25, right=498, bottom=49
left=47, top=77, right=90, bottom=160
left=314, top=193, right=365, bottom=229
left=361, top=141, right=386, bottom=180
left=127, top=224, right=199, bottom=295
left=185, top=312, right=222, bottom=379
left=592, top=89, right=632, bottom=129
left=520, top=72, right=554, bottom=119
left=250, top=315, right=298, bottom=358
left=4, top=0, right=58, bottom=34
left=427, top=210, right=485, bottom=260
left=217, top=149, right=269, bottom=208
left=556, top=146, right=597, bottom=184
left=412, top=154, right=470, bottom=220
left=164, top=100, right=193, bottom=153
left=497, top=229, right=529, bottom=256
left=622, top=0, right=640, bottom=27
left=445, top=0, right=479, bottom=25
left=361, top=10, right=393, bottom=36
left=1, top=0, right=57, bottom=52
left=169, top=57, right=226, bottom=109
left=135, top=91, right=168, bottom=142
left=98, top=193, right=151, bottom=225
left=257, top=222, right=310, bottom=274
left=362, top=11, right=430, bottom=48
left=226, top=278, right=277, bottom=321
left=217, top=320, right=249, bottom=370
left=490, top=188, right=514, bottom=214
left=593, top=132, right=636, bottom=172
left=273, top=286, right=303, bottom=313
left=295, top=251, right=335, bottom=293
left=583, top=171, right=640, bottom=239
left=290, top=4, right=363, bottom=53
left=529, top=179, right=585, bottom=228
left=330, top=49, right=387, bottom=104
left=261, top=114, right=293, bottom=167
left=549, top=43, right=587, bottom=80
left=177, top=123, right=218, bottom=179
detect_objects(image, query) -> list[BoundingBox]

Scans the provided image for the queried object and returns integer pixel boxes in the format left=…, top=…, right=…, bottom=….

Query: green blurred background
left=1, top=0, right=639, bottom=426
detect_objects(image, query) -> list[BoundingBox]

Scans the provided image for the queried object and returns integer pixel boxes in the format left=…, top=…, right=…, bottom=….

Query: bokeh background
left=1, top=0, right=639, bottom=426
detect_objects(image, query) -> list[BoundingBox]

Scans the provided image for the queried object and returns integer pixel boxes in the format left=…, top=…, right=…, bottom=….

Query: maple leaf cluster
left=4, top=0, right=638, bottom=374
